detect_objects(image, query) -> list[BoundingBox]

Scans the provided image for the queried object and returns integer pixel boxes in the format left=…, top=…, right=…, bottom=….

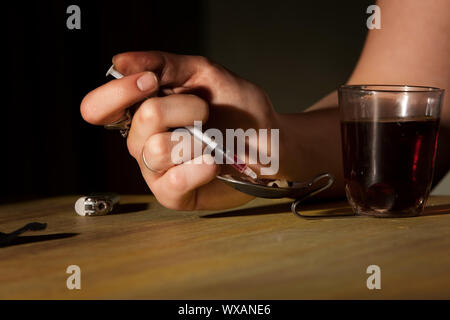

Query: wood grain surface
left=1, top=195, right=450, bottom=299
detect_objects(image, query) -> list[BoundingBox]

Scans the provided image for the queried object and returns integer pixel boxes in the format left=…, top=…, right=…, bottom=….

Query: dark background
left=4, top=0, right=372, bottom=202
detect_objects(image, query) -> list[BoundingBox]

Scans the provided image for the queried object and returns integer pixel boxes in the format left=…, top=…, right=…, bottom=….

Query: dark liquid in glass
left=341, top=117, right=440, bottom=217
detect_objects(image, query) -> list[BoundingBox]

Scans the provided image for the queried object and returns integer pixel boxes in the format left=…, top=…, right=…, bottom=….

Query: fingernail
left=137, top=72, right=158, bottom=91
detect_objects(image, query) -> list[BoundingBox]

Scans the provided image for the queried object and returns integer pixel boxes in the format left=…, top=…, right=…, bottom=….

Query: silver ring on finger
left=142, top=149, right=164, bottom=174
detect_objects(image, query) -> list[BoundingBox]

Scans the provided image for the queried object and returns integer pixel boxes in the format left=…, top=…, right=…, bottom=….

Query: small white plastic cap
left=74, top=197, right=87, bottom=216
left=106, top=65, right=124, bottom=79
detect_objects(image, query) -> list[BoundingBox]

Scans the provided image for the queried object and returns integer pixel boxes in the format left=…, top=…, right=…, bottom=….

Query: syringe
left=105, top=66, right=258, bottom=180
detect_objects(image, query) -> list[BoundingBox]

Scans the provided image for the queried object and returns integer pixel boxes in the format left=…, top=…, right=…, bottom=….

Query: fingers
left=149, top=155, right=220, bottom=210
left=112, top=51, right=213, bottom=88
left=142, top=132, right=195, bottom=174
left=128, top=93, right=213, bottom=210
left=80, top=71, right=158, bottom=125
left=126, top=94, right=209, bottom=160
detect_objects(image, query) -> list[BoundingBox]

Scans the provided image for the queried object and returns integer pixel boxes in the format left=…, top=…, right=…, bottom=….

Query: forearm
left=288, top=0, right=450, bottom=189
left=276, top=107, right=345, bottom=198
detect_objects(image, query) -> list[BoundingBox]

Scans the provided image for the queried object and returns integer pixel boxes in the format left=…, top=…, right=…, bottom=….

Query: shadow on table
left=0, top=233, right=79, bottom=248
left=200, top=200, right=354, bottom=219
left=200, top=201, right=450, bottom=219
left=111, top=202, right=150, bottom=215
left=201, top=202, right=293, bottom=219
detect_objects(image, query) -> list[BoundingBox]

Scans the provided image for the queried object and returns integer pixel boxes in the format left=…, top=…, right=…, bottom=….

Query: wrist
left=273, top=112, right=307, bottom=180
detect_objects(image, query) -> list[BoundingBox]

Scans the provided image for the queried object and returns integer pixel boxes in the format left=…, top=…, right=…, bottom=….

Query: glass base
left=345, top=186, right=427, bottom=218
left=352, top=205, right=423, bottom=218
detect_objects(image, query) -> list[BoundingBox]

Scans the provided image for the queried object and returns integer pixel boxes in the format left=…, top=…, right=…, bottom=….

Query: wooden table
left=1, top=195, right=450, bottom=299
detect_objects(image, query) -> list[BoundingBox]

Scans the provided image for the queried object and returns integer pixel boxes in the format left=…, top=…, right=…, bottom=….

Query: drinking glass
left=339, top=85, right=444, bottom=217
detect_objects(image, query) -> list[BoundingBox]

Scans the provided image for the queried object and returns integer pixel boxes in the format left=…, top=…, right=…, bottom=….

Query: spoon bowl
left=216, top=173, right=334, bottom=217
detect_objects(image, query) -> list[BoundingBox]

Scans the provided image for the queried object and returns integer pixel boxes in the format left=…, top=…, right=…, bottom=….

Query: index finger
left=80, top=71, right=158, bottom=125
left=112, top=51, right=211, bottom=88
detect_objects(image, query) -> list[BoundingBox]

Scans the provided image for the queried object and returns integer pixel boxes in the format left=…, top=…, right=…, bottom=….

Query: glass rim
left=339, top=84, right=444, bottom=93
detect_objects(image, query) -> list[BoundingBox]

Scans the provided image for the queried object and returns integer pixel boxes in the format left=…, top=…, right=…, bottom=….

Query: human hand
left=81, top=51, right=284, bottom=210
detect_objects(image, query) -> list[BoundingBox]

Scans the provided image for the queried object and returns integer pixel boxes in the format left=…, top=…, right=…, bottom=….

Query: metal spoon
left=216, top=173, right=334, bottom=217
